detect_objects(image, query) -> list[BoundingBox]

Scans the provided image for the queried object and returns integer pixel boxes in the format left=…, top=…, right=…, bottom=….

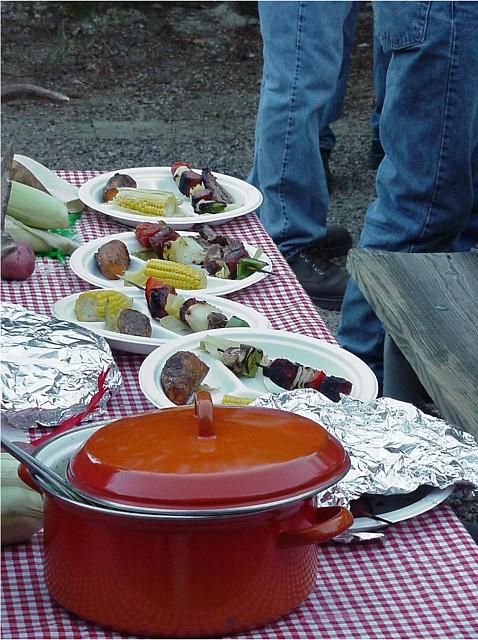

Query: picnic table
left=2, top=171, right=478, bottom=640
left=347, top=249, right=478, bottom=440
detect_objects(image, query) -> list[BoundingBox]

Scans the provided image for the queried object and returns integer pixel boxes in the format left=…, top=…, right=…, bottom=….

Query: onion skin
left=1, top=242, right=35, bottom=280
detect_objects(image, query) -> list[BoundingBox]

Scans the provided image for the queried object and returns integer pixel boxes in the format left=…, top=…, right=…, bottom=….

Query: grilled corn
left=145, top=259, right=207, bottom=290
left=74, top=290, right=132, bottom=322
left=221, top=395, right=255, bottom=406
left=104, top=294, right=134, bottom=331
left=111, top=188, right=179, bottom=217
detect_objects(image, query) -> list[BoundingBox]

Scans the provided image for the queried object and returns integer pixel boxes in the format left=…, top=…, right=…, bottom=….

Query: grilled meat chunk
left=117, top=309, right=152, bottom=337
left=160, top=351, right=210, bottom=405
left=201, top=168, right=233, bottom=204
left=102, top=173, right=137, bottom=203
left=95, top=239, right=130, bottom=280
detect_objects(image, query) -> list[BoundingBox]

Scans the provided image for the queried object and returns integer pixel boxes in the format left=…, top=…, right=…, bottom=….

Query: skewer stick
left=121, top=275, right=145, bottom=290
left=360, top=512, right=395, bottom=526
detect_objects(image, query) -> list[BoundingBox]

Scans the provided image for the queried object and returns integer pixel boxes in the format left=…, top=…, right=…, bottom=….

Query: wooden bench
left=346, top=250, right=478, bottom=440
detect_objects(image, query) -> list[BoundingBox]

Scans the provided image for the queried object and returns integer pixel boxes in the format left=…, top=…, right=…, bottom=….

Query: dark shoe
left=320, top=148, right=335, bottom=193
left=308, top=225, right=353, bottom=259
left=368, top=139, right=385, bottom=170
left=287, top=249, right=349, bottom=310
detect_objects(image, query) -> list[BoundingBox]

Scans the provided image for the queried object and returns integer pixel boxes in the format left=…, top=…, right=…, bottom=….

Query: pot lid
left=67, top=391, right=350, bottom=512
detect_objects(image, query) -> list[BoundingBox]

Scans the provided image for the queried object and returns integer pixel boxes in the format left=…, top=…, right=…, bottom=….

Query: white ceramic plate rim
left=52, top=292, right=271, bottom=351
left=138, top=327, right=379, bottom=408
left=69, top=231, right=272, bottom=297
left=78, top=166, right=263, bottom=228
left=349, top=485, right=454, bottom=532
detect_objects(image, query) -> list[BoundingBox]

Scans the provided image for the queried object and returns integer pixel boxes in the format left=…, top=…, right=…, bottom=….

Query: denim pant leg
left=319, top=2, right=361, bottom=153
left=248, top=1, right=352, bottom=259
left=338, top=1, right=478, bottom=385
left=369, top=32, right=391, bottom=143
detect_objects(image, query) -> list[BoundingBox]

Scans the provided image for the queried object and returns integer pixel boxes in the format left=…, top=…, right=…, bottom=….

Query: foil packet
left=1, top=302, right=122, bottom=430
left=253, top=389, right=478, bottom=541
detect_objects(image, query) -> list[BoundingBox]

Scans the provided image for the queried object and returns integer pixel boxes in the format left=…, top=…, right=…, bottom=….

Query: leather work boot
left=309, top=225, right=353, bottom=259
left=287, top=249, right=350, bottom=310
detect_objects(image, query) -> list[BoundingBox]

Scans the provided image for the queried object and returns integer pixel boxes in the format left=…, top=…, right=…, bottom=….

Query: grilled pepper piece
left=199, top=336, right=263, bottom=377
left=236, top=257, right=269, bottom=280
left=190, top=186, right=227, bottom=214
left=225, top=315, right=250, bottom=328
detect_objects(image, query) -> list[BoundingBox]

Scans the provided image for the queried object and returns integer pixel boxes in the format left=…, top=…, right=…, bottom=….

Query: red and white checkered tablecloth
left=2, top=171, right=478, bottom=640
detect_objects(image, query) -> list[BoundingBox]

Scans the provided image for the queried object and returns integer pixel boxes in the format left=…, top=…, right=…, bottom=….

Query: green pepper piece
left=198, top=201, right=227, bottom=214
left=132, top=248, right=158, bottom=261
left=243, top=347, right=263, bottom=377
left=236, top=257, right=269, bottom=279
left=226, top=316, right=250, bottom=328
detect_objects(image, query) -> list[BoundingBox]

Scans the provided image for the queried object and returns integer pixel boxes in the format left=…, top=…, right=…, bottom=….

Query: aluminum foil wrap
left=252, top=388, right=478, bottom=506
left=1, top=302, right=122, bottom=429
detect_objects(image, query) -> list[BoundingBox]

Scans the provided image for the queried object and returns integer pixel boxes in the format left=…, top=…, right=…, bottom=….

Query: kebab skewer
left=133, top=221, right=270, bottom=279
left=170, top=162, right=233, bottom=213
left=145, top=279, right=249, bottom=333
left=199, top=336, right=353, bottom=402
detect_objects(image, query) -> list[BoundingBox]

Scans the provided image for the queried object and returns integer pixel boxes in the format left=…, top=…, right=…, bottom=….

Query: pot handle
left=278, top=506, right=353, bottom=548
left=18, top=463, right=43, bottom=495
left=194, top=390, right=215, bottom=439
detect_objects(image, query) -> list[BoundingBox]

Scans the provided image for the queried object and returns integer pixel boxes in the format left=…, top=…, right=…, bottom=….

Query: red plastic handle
left=278, top=506, right=353, bottom=548
left=194, top=390, right=215, bottom=438
left=18, top=463, right=43, bottom=495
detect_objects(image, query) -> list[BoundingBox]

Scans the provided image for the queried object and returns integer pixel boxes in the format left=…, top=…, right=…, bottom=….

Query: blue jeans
left=248, top=1, right=353, bottom=259
left=319, top=2, right=361, bottom=153
left=369, top=32, right=391, bottom=144
left=338, top=1, right=478, bottom=386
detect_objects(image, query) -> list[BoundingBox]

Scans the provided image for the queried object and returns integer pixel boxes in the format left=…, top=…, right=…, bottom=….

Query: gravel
left=1, top=1, right=476, bottom=529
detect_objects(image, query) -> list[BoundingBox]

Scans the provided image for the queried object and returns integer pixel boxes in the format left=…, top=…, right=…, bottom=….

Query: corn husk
left=11, top=155, right=83, bottom=213
left=7, top=181, right=69, bottom=229
left=1, top=453, right=43, bottom=546
left=4, top=215, right=79, bottom=255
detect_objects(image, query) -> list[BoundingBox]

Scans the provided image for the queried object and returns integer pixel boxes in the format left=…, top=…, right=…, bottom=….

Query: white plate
left=52, top=292, right=271, bottom=355
left=349, top=485, right=454, bottom=532
left=139, top=328, right=379, bottom=407
left=78, top=166, right=263, bottom=230
left=69, top=232, right=272, bottom=298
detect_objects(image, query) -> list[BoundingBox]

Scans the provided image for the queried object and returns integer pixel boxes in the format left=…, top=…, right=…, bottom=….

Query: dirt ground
left=1, top=0, right=377, bottom=328
left=1, top=1, right=476, bottom=526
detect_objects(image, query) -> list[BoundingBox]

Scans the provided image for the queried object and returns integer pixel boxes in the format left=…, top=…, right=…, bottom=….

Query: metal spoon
left=1, top=435, right=88, bottom=504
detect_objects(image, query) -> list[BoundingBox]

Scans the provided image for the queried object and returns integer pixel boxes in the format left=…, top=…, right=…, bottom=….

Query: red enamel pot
left=28, top=391, right=352, bottom=638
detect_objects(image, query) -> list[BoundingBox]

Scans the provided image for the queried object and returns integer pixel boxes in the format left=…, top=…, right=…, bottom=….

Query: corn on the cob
left=104, top=294, right=134, bottom=331
left=145, top=259, right=207, bottom=290
left=111, top=188, right=178, bottom=217
left=7, top=181, right=69, bottom=229
left=75, top=290, right=132, bottom=322
left=221, top=395, right=255, bottom=406
left=12, top=154, right=83, bottom=213
left=5, top=215, right=79, bottom=255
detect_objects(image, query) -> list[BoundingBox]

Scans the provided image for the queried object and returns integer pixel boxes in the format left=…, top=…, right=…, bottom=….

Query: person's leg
left=319, top=2, right=361, bottom=154
left=319, top=2, right=361, bottom=191
left=368, top=32, right=391, bottom=169
left=338, top=0, right=478, bottom=385
left=456, top=148, right=478, bottom=250
left=249, top=0, right=352, bottom=259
